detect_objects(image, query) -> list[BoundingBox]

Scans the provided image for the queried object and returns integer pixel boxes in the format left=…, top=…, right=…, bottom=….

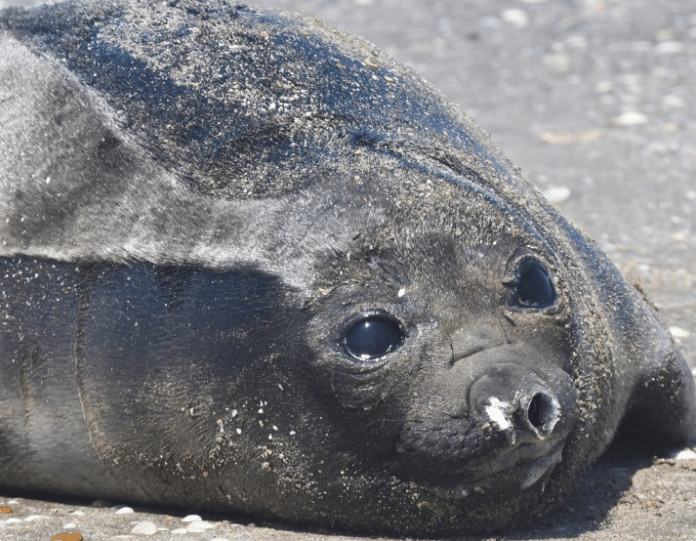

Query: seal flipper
left=617, top=325, right=696, bottom=449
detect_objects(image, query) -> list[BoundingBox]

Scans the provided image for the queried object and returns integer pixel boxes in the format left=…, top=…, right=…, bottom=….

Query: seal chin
left=395, top=440, right=566, bottom=499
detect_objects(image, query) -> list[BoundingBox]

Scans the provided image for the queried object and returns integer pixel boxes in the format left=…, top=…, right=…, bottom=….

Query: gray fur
left=0, top=0, right=694, bottom=536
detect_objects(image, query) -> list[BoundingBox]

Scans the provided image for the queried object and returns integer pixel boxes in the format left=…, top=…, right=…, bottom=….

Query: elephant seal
left=1, top=0, right=694, bottom=536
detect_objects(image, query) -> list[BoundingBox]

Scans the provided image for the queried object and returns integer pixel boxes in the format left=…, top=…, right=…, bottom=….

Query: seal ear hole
left=343, top=314, right=403, bottom=361
left=511, top=259, right=556, bottom=309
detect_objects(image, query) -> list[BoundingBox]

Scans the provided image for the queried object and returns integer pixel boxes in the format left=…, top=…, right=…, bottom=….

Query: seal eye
left=514, top=260, right=556, bottom=308
left=344, top=315, right=403, bottom=360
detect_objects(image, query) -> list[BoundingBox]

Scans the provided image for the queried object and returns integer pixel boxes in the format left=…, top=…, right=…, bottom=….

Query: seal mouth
left=394, top=439, right=565, bottom=496
left=516, top=447, right=564, bottom=489
left=468, top=438, right=565, bottom=480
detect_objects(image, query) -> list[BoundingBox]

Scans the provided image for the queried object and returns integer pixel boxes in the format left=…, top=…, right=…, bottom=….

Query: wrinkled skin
left=0, top=0, right=694, bottom=536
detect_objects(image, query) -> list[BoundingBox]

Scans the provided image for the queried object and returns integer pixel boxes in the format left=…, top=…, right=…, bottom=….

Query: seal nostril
left=528, top=393, right=556, bottom=430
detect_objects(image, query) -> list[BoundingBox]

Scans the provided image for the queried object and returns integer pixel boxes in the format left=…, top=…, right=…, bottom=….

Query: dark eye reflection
left=514, top=260, right=556, bottom=308
left=344, top=315, right=403, bottom=360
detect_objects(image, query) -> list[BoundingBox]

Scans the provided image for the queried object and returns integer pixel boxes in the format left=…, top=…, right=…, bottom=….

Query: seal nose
left=470, top=368, right=563, bottom=443
left=526, top=392, right=560, bottom=434
left=479, top=391, right=560, bottom=441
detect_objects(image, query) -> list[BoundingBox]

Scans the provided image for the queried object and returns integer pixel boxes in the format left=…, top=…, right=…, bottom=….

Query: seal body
left=0, top=0, right=694, bottom=535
